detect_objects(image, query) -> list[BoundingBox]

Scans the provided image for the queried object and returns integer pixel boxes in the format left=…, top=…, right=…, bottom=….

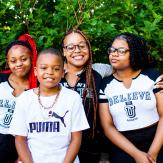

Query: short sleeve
left=9, top=93, right=28, bottom=136
left=92, top=63, right=112, bottom=78
left=71, top=94, right=89, bottom=132
left=98, top=77, right=110, bottom=103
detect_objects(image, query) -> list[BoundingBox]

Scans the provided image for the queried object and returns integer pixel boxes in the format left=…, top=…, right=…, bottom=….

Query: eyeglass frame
left=107, top=47, right=130, bottom=56
left=63, top=41, right=88, bottom=53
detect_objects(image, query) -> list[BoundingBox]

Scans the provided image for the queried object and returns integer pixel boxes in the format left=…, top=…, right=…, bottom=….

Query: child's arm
left=148, top=91, right=163, bottom=161
left=99, top=103, right=152, bottom=163
left=63, top=131, right=82, bottom=163
left=15, top=135, right=33, bottom=163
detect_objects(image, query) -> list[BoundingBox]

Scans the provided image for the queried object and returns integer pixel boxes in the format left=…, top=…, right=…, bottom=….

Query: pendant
left=40, top=106, right=52, bottom=119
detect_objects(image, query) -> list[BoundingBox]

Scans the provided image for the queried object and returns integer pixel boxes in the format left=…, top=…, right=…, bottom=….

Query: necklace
left=65, top=73, right=80, bottom=90
left=38, top=85, right=61, bottom=110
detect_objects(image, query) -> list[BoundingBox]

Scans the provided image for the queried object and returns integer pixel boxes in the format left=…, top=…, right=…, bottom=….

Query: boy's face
left=34, top=53, right=64, bottom=89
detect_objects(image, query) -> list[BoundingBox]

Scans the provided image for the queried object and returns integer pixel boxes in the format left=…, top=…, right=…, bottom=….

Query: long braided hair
left=62, top=29, right=98, bottom=138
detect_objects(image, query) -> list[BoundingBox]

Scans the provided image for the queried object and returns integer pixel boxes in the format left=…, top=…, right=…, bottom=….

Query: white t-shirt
left=99, top=69, right=161, bottom=131
left=0, top=81, right=16, bottom=134
left=9, top=86, right=89, bottom=163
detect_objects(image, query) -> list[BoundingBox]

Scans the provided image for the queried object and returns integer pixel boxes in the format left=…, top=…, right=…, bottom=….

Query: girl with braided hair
left=99, top=32, right=163, bottom=163
left=0, top=34, right=37, bottom=162
left=61, top=29, right=110, bottom=162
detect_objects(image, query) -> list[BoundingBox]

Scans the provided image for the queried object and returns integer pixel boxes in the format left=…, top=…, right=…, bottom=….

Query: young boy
left=9, top=48, right=89, bottom=163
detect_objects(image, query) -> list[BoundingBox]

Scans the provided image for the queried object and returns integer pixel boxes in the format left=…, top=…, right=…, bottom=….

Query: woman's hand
left=156, top=75, right=163, bottom=92
left=134, top=151, right=155, bottom=163
left=147, top=154, right=157, bottom=163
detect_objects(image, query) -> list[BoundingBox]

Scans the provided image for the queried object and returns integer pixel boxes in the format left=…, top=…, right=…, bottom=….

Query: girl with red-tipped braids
left=0, top=34, right=37, bottom=163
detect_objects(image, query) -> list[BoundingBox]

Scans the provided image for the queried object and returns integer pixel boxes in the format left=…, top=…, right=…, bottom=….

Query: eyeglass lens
left=108, top=47, right=129, bottom=55
left=65, top=42, right=87, bottom=52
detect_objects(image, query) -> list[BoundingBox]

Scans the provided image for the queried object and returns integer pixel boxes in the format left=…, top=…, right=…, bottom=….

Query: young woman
left=99, top=32, right=163, bottom=163
left=0, top=34, right=37, bottom=163
left=9, top=48, right=89, bottom=163
left=61, top=29, right=110, bottom=163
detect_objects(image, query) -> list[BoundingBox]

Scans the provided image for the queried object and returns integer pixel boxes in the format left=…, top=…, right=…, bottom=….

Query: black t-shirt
left=0, top=73, right=10, bottom=83
left=60, top=69, right=109, bottom=153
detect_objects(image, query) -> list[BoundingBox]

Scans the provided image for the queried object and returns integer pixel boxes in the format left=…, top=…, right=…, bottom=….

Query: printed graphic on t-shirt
left=108, top=91, right=151, bottom=107
left=0, top=100, right=16, bottom=128
left=124, top=101, right=138, bottom=121
left=29, top=110, right=69, bottom=133
left=49, top=110, right=69, bottom=127
left=61, top=82, right=85, bottom=97
left=109, top=91, right=152, bottom=122
left=61, top=82, right=93, bottom=99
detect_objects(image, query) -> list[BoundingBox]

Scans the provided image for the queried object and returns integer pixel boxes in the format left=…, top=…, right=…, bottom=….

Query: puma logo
left=49, top=110, right=69, bottom=127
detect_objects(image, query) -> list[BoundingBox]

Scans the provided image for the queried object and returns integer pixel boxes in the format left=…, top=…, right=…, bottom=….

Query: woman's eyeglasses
left=108, top=47, right=129, bottom=56
left=63, top=42, right=88, bottom=53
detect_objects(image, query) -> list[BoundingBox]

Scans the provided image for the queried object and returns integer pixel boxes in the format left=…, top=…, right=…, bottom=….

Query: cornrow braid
left=63, top=29, right=98, bottom=138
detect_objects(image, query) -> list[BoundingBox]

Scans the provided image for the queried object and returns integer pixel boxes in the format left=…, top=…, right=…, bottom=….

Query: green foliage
left=0, top=0, right=162, bottom=72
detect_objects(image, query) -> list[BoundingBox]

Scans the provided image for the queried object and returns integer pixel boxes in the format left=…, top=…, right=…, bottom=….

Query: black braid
left=62, top=29, right=98, bottom=138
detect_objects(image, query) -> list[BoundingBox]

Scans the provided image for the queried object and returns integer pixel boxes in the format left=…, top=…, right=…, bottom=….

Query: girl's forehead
left=64, top=32, right=86, bottom=44
left=112, top=39, right=129, bottom=48
left=7, top=45, right=32, bottom=57
left=8, top=45, right=31, bottom=52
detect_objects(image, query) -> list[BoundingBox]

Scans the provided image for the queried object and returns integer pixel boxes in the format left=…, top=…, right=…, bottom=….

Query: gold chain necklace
left=38, top=85, right=61, bottom=110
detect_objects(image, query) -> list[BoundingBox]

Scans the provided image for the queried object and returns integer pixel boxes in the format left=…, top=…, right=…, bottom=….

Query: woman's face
left=109, top=38, right=131, bottom=70
left=7, top=45, right=32, bottom=78
left=63, top=32, right=89, bottom=69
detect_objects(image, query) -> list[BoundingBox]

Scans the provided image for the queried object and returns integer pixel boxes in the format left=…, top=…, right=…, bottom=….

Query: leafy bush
left=0, top=0, right=162, bottom=72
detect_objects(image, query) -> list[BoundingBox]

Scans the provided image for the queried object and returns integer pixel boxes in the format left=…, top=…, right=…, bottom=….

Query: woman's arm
left=148, top=91, right=163, bottom=161
left=64, top=131, right=82, bottom=163
left=15, top=136, right=33, bottom=163
left=99, top=103, right=153, bottom=163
